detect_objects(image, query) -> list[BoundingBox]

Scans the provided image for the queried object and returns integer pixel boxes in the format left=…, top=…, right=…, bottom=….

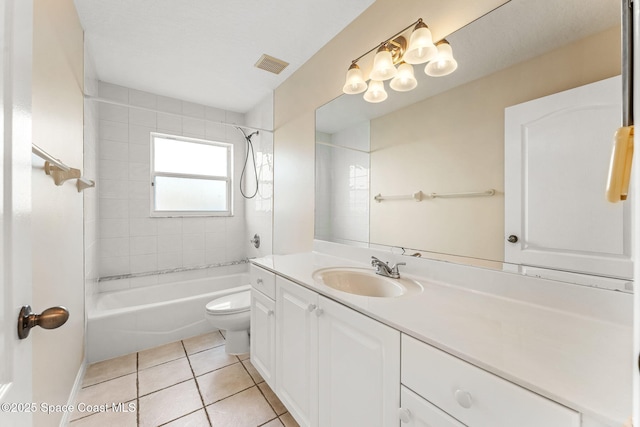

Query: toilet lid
left=206, top=290, right=251, bottom=315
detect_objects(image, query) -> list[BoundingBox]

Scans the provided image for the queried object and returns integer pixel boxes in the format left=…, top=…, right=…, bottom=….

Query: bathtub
left=87, top=266, right=249, bottom=363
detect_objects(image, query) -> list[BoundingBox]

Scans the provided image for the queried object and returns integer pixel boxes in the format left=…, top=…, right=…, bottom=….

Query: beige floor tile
left=71, top=374, right=137, bottom=421
left=237, top=352, right=250, bottom=361
left=242, top=359, right=264, bottom=384
left=280, top=412, right=300, bottom=427
left=261, top=419, right=284, bottom=427
left=163, top=409, right=210, bottom=426
left=138, top=340, right=185, bottom=370
left=183, top=331, right=225, bottom=354
left=139, top=379, right=203, bottom=427
left=82, top=353, right=136, bottom=387
left=138, top=357, right=193, bottom=396
left=197, top=363, right=254, bottom=405
left=258, top=382, right=287, bottom=416
left=68, top=407, right=137, bottom=427
left=188, top=345, right=237, bottom=376
left=206, top=386, right=275, bottom=427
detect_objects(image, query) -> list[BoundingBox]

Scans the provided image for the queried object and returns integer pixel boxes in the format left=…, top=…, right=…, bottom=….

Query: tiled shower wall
left=96, top=82, right=249, bottom=283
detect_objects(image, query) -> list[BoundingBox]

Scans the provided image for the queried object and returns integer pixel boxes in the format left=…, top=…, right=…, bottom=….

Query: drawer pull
left=307, top=304, right=317, bottom=312
left=398, top=407, right=412, bottom=423
left=315, top=308, right=324, bottom=317
left=267, top=310, right=274, bottom=316
left=256, top=278, right=263, bottom=285
left=454, top=389, right=473, bottom=409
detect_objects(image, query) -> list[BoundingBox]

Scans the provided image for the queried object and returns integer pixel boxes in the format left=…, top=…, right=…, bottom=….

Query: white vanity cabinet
left=274, top=275, right=400, bottom=427
left=250, top=264, right=277, bottom=389
left=401, top=335, right=581, bottom=427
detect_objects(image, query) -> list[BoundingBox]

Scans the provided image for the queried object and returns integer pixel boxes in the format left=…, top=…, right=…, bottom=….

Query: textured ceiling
left=74, top=0, right=376, bottom=113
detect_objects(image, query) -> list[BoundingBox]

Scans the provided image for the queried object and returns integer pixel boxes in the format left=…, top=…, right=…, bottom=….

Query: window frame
left=150, top=132, right=234, bottom=217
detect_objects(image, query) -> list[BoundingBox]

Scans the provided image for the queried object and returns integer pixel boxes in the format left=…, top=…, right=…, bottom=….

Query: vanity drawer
left=400, top=386, right=466, bottom=427
left=401, top=335, right=579, bottom=427
left=250, top=264, right=276, bottom=299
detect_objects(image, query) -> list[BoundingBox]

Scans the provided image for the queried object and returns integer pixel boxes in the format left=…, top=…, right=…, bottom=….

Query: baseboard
left=58, top=359, right=86, bottom=427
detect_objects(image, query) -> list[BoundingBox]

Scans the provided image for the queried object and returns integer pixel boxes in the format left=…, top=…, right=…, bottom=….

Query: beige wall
left=370, top=26, right=621, bottom=261
left=273, top=0, right=510, bottom=254
left=31, top=0, right=85, bottom=425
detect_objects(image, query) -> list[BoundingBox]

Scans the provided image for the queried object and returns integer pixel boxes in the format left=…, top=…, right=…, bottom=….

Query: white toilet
left=205, top=290, right=251, bottom=355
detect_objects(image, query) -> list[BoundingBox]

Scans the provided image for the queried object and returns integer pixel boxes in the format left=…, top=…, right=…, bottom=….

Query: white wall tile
left=99, top=82, right=128, bottom=103
left=205, top=232, right=225, bottom=251
left=183, top=251, right=205, bottom=267
left=205, top=251, right=225, bottom=265
left=129, top=108, right=156, bottom=127
left=157, top=218, right=183, bottom=235
left=182, top=118, right=205, bottom=137
left=100, top=120, right=129, bottom=142
left=158, top=252, right=183, bottom=269
left=157, top=95, right=182, bottom=114
left=182, top=218, right=205, bottom=234
left=100, top=104, right=128, bottom=123
left=183, top=234, right=205, bottom=252
left=100, top=199, right=129, bottom=219
left=157, top=113, right=182, bottom=133
left=182, top=101, right=205, bottom=118
left=128, top=199, right=150, bottom=218
left=129, top=144, right=150, bottom=164
left=129, top=89, right=157, bottom=109
left=205, top=122, right=226, bottom=141
left=99, top=180, right=129, bottom=199
left=130, top=236, right=157, bottom=255
left=129, top=218, right=157, bottom=236
left=100, top=219, right=129, bottom=238
left=99, top=140, right=128, bottom=161
left=205, top=217, right=226, bottom=233
left=205, top=106, right=225, bottom=122
left=157, top=234, right=183, bottom=253
left=130, top=254, right=157, bottom=273
left=99, top=256, right=131, bottom=277
left=128, top=181, right=149, bottom=199
left=129, top=125, right=154, bottom=145
left=225, top=111, right=245, bottom=125
left=100, top=237, right=130, bottom=258
left=129, top=162, right=150, bottom=182
left=99, top=159, right=129, bottom=180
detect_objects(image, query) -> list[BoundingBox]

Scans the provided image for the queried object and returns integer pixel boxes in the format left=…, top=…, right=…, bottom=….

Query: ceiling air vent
left=254, top=54, right=289, bottom=75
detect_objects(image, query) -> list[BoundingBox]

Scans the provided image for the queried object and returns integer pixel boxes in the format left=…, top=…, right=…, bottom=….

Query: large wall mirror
left=315, top=0, right=632, bottom=288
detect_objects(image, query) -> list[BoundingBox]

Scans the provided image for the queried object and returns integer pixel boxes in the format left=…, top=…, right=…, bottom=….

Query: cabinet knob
left=256, top=278, right=263, bottom=285
left=307, top=304, right=317, bottom=312
left=267, top=309, right=274, bottom=316
left=315, top=308, right=324, bottom=317
left=454, top=389, right=473, bottom=409
left=507, top=234, right=519, bottom=243
left=398, top=407, right=412, bottom=423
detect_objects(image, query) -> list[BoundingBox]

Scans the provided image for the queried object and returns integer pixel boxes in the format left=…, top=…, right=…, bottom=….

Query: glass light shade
left=342, top=64, right=367, bottom=94
left=390, top=63, right=417, bottom=92
left=363, top=80, right=388, bottom=103
left=369, top=48, right=397, bottom=81
left=425, top=42, right=458, bottom=77
left=404, top=26, right=437, bottom=64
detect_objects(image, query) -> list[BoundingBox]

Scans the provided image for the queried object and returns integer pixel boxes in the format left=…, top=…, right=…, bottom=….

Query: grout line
left=136, top=352, right=140, bottom=427
left=257, top=416, right=281, bottom=426
left=182, top=339, right=213, bottom=427
left=157, top=409, right=203, bottom=427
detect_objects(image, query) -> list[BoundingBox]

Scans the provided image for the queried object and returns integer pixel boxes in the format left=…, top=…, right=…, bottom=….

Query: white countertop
left=251, top=249, right=633, bottom=426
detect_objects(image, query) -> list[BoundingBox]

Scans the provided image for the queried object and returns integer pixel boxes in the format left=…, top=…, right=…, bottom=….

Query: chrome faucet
left=371, top=256, right=406, bottom=279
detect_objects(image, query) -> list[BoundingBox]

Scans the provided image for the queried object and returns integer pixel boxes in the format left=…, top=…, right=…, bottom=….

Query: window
left=151, top=133, right=233, bottom=216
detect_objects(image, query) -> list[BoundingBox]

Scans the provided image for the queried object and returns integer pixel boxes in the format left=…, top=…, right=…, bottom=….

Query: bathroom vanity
left=249, top=243, right=632, bottom=427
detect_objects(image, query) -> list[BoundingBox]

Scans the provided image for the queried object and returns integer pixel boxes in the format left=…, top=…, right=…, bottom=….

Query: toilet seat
left=206, top=290, right=251, bottom=315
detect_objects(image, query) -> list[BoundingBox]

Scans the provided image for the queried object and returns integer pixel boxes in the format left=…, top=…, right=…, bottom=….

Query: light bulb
left=369, top=45, right=397, bottom=81
left=425, top=41, right=457, bottom=77
left=390, top=63, right=417, bottom=92
left=342, top=63, right=367, bottom=94
left=363, top=80, right=388, bottom=103
left=404, top=21, right=437, bottom=64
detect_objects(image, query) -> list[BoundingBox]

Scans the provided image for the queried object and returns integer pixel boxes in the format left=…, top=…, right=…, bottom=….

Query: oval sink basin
left=312, top=267, right=422, bottom=297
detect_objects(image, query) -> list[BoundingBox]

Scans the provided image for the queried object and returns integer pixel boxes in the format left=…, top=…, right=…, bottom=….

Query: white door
left=250, top=289, right=276, bottom=388
left=0, top=0, right=34, bottom=426
left=317, top=296, right=399, bottom=427
left=633, top=1, right=640, bottom=424
left=505, top=76, right=632, bottom=279
left=275, top=277, right=318, bottom=427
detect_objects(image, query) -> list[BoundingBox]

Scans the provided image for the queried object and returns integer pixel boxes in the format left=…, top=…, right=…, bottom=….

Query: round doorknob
left=17, top=305, right=69, bottom=339
left=507, top=234, right=519, bottom=243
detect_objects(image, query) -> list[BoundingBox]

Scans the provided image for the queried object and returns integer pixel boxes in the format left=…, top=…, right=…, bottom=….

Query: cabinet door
left=505, top=76, right=632, bottom=279
left=275, top=277, right=319, bottom=427
left=250, top=289, right=275, bottom=388
left=317, top=296, right=400, bottom=427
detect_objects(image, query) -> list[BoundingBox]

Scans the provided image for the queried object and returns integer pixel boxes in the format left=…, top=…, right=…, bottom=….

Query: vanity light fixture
left=342, top=18, right=457, bottom=103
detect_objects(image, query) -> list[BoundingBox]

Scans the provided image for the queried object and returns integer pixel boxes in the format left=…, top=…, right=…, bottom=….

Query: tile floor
left=70, top=331, right=299, bottom=427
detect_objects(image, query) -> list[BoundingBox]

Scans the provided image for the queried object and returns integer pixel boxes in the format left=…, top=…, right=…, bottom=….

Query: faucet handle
left=390, top=262, right=406, bottom=276
left=371, top=256, right=385, bottom=266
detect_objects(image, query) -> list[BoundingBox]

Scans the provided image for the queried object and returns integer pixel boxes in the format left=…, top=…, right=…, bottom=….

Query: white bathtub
left=87, top=267, right=249, bottom=363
